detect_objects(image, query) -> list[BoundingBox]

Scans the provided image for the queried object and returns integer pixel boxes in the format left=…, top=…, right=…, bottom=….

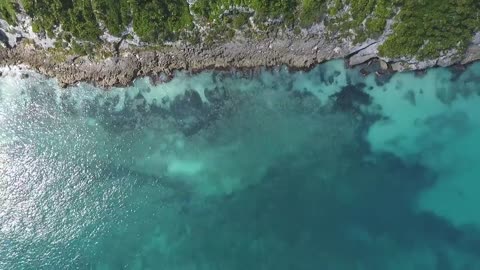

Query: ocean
left=1, top=60, right=480, bottom=269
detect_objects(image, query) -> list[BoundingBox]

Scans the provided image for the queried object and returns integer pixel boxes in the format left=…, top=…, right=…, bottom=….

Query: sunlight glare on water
left=1, top=61, right=480, bottom=269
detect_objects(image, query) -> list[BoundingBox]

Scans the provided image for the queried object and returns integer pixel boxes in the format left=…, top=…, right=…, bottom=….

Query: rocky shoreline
left=1, top=32, right=480, bottom=88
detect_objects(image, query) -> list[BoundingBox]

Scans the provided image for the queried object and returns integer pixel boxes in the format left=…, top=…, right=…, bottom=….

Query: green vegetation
left=19, top=0, right=193, bottom=42
left=232, top=13, right=250, bottom=29
left=0, top=0, right=17, bottom=25
left=326, top=0, right=395, bottom=43
left=378, top=0, right=480, bottom=60
left=365, top=0, right=392, bottom=37
left=67, top=0, right=103, bottom=41
left=299, top=0, right=327, bottom=27
left=1, top=0, right=479, bottom=61
left=192, top=0, right=297, bottom=26
left=92, top=0, right=131, bottom=36
left=326, top=0, right=480, bottom=59
left=130, top=0, right=193, bottom=42
left=21, top=0, right=101, bottom=40
left=190, top=0, right=316, bottom=42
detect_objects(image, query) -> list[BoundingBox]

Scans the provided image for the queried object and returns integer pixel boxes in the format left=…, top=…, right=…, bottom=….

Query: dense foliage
left=192, top=0, right=298, bottom=25
left=0, top=0, right=16, bottom=25
left=21, top=0, right=102, bottom=40
left=129, top=0, right=193, bottom=42
left=93, top=0, right=131, bottom=37
left=298, top=0, right=327, bottom=27
left=378, top=0, right=480, bottom=59
left=20, top=0, right=192, bottom=42
left=326, top=0, right=394, bottom=42
left=1, top=0, right=479, bottom=60
left=327, top=0, right=479, bottom=59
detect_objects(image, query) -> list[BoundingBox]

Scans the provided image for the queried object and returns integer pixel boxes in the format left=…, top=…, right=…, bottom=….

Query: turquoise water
left=1, top=61, right=480, bottom=269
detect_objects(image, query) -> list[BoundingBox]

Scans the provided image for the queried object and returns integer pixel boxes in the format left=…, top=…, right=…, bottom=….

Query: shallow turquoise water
left=1, top=61, right=480, bottom=269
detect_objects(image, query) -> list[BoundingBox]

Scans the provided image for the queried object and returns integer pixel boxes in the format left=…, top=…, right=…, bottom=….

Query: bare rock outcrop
left=1, top=30, right=480, bottom=88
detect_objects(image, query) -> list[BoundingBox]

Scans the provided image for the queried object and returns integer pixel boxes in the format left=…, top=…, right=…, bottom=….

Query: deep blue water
left=1, top=61, right=480, bottom=269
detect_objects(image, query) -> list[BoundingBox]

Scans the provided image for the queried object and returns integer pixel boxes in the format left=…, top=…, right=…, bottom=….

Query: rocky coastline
left=1, top=31, right=480, bottom=88
left=2, top=0, right=480, bottom=88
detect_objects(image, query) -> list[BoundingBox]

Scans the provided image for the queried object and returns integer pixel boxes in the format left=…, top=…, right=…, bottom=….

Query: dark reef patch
left=330, top=83, right=371, bottom=113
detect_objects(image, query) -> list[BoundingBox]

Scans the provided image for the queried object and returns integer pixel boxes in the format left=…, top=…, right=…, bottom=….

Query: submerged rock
left=170, top=90, right=207, bottom=136
left=204, top=87, right=228, bottom=104
left=330, top=83, right=371, bottom=113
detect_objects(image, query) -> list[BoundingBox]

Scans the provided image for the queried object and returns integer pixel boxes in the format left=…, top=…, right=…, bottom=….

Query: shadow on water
left=188, top=149, right=480, bottom=269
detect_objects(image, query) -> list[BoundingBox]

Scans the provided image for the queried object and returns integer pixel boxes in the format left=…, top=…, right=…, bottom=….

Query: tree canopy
left=0, top=0, right=478, bottom=60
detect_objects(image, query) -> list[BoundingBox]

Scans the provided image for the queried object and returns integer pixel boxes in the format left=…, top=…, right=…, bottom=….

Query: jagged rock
left=0, top=29, right=10, bottom=48
left=0, top=27, right=479, bottom=88
left=380, top=60, right=389, bottom=70
left=0, top=28, right=17, bottom=48
left=410, top=59, right=438, bottom=70
left=462, top=39, right=480, bottom=65
left=0, top=1, right=479, bottom=88
left=205, top=87, right=227, bottom=104
left=391, top=62, right=406, bottom=72
left=359, top=68, right=370, bottom=77
left=348, top=43, right=379, bottom=66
